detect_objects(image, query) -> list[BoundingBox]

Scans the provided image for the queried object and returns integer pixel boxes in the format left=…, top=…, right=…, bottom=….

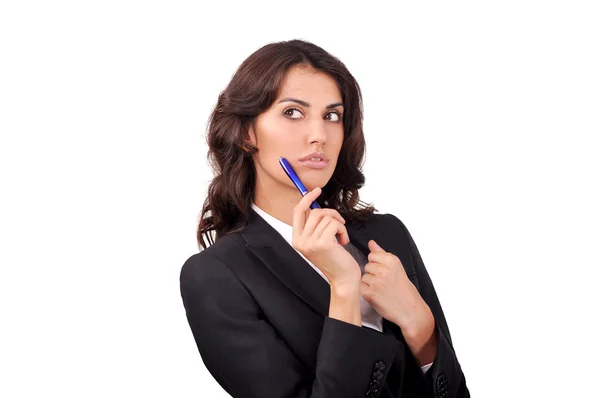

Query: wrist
left=405, top=319, right=437, bottom=366
left=330, top=276, right=360, bottom=296
left=329, top=284, right=361, bottom=327
left=401, top=306, right=437, bottom=366
left=403, top=314, right=434, bottom=344
left=392, top=290, right=432, bottom=332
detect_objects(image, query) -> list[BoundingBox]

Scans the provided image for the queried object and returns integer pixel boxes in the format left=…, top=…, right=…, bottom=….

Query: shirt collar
left=251, top=202, right=294, bottom=246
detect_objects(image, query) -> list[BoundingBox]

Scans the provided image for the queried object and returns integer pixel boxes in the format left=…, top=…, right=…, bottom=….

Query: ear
left=243, top=124, right=257, bottom=153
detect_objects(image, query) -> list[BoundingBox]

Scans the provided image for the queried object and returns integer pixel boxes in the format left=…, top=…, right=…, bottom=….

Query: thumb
left=368, top=239, right=385, bottom=253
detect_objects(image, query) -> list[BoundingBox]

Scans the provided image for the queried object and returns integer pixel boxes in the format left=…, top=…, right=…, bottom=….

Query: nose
left=307, top=119, right=327, bottom=146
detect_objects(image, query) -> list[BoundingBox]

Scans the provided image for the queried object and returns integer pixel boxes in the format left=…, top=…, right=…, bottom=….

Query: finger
left=292, top=187, right=321, bottom=238
left=360, top=280, right=370, bottom=295
left=368, top=239, right=386, bottom=253
left=321, top=220, right=349, bottom=245
left=338, top=231, right=350, bottom=246
left=311, top=215, right=335, bottom=240
left=367, top=251, right=388, bottom=264
left=303, top=209, right=346, bottom=238
left=310, top=208, right=346, bottom=225
left=364, top=262, right=377, bottom=275
left=327, top=209, right=346, bottom=225
left=298, top=186, right=321, bottom=211
left=335, top=221, right=350, bottom=245
left=361, top=273, right=375, bottom=287
left=302, top=210, right=324, bottom=239
left=317, top=218, right=349, bottom=245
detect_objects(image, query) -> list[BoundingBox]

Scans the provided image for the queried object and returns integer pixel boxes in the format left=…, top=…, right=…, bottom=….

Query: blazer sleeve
left=388, top=214, right=470, bottom=398
left=180, top=252, right=402, bottom=398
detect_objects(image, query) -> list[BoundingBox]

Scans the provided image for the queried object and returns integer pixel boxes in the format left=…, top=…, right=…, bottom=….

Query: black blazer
left=180, top=209, right=469, bottom=398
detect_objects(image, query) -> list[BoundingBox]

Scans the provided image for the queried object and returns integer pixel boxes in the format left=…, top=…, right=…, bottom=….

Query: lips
left=299, top=152, right=329, bottom=162
left=298, top=158, right=329, bottom=169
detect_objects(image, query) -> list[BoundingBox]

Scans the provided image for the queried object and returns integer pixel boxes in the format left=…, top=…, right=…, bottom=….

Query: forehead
left=277, top=66, right=342, bottom=102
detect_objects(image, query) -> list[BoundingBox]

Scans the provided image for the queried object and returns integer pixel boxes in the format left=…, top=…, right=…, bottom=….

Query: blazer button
left=436, top=374, right=445, bottom=385
left=436, top=373, right=448, bottom=398
left=366, top=362, right=385, bottom=397
left=365, top=381, right=381, bottom=397
left=371, top=370, right=384, bottom=381
left=374, top=360, right=385, bottom=371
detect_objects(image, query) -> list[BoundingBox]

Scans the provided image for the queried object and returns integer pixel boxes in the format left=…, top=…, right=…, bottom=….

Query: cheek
left=255, top=115, right=296, bottom=149
left=336, top=130, right=345, bottom=147
left=254, top=129, right=296, bottom=170
left=259, top=132, right=296, bottom=157
left=331, top=129, right=345, bottom=154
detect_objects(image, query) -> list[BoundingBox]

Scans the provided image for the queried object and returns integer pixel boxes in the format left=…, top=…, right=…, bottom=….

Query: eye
left=283, top=108, right=343, bottom=122
left=283, top=108, right=303, bottom=119
left=326, top=111, right=342, bottom=123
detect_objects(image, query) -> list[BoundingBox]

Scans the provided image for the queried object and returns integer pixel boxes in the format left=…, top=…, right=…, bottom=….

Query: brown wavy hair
left=197, top=39, right=377, bottom=250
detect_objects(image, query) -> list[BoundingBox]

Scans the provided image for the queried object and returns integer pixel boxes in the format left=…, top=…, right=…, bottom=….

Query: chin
left=279, top=167, right=334, bottom=193
left=305, top=175, right=333, bottom=191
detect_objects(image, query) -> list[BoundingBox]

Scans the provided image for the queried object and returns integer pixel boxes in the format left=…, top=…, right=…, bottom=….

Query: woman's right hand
left=291, top=187, right=362, bottom=290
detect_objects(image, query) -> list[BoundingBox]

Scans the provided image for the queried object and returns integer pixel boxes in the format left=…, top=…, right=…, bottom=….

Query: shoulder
left=179, top=232, right=262, bottom=317
left=362, top=211, right=408, bottom=234
left=361, top=211, right=419, bottom=256
left=179, top=233, right=263, bottom=331
left=180, top=232, right=246, bottom=287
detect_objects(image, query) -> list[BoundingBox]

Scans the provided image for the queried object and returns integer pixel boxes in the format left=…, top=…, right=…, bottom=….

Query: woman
left=180, top=39, right=469, bottom=398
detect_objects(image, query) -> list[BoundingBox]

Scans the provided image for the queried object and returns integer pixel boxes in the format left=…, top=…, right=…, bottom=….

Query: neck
left=253, top=174, right=312, bottom=227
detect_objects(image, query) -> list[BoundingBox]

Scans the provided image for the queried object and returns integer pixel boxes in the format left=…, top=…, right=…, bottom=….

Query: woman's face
left=247, top=65, right=345, bottom=201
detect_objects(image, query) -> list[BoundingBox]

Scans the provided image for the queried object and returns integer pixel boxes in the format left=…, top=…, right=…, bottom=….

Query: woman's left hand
left=360, top=240, right=435, bottom=339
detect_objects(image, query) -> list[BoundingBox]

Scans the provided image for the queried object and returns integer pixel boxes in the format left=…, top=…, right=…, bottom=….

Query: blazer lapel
left=241, top=208, right=330, bottom=316
left=240, top=208, right=374, bottom=318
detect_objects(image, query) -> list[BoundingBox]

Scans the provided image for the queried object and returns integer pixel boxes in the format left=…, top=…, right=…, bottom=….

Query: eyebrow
left=278, top=97, right=344, bottom=109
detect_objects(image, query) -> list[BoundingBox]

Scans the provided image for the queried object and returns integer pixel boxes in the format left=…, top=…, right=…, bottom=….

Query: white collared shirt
left=251, top=202, right=433, bottom=374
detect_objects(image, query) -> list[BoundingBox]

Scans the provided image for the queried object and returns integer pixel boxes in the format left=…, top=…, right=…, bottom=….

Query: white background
left=1, top=1, right=599, bottom=397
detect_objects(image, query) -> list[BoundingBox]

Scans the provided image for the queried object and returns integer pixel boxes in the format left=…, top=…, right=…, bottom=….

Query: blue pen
left=278, top=157, right=321, bottom=209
